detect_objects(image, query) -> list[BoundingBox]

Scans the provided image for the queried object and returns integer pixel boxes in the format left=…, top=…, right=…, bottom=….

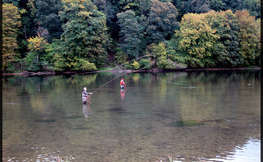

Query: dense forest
left=2, top=0, right=261, bottom=72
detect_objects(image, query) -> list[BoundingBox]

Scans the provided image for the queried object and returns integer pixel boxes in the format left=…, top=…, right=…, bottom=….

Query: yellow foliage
left=2, top=3, right=21, bottom=70
left=27, top=34, right=49, bottom=52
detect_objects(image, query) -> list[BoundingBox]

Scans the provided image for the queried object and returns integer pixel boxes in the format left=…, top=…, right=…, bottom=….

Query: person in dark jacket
left=82, top=87, right=92, bottom=104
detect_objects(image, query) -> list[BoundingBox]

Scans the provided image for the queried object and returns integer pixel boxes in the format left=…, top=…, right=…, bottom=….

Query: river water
left=2, top=71, right=261, bottom=161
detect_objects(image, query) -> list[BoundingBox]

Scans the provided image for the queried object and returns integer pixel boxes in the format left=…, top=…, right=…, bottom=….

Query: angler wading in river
left=120, top=78, right=126, bottom=89
left=82, top=87, right=92, bottom=104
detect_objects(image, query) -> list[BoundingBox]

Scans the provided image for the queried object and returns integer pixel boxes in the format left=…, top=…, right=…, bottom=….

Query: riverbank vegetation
left=2, top=0, right=261, bottom=73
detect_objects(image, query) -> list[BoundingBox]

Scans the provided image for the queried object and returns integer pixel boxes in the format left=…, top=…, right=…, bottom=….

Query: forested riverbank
left=3, top=0, right=261, bottom=73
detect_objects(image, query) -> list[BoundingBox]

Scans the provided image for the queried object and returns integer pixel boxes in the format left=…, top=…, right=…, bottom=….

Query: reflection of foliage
left=132, top=73, right=140, bottom=82
left=66, top=74, right=98, bottom=88
left=3, top=71, right=260, bottom=117
left=172, top=120, right=205, bottom=127
left=3, top=74, right=99, bottom=118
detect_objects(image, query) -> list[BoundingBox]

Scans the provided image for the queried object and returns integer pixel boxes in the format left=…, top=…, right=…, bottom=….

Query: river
left=2, top=71, right=261, bottom=161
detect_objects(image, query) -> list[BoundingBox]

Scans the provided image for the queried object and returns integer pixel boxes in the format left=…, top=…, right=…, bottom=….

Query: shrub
left=156, top=56, right=168, bottom=69
left=131, top=61, right=140, bottom=70
left=139, top=59, right=151, bottom=69
left=53, top=53, right=67, bottom=71
left=114, top=48, right=128, bottom=64
left=122, top=62, right=132, bottom=69
left=73, top=58, right=97, bottom=71
left=166, top=59, right=176, bottom=69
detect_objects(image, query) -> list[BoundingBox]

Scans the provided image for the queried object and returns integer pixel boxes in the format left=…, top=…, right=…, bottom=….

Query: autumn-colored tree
left=24, top=33, right=49, bottom=71
left=235, top=10, right=260, bottom=66
left=173, top=13, right=219, bottom=68
left=2, top=3, right=22, bottom=71
left=27, top=33, right=49, bottom=62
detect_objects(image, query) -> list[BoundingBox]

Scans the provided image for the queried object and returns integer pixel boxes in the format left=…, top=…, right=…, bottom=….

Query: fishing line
left=91, top=72, right=128, bottom=94
left=154, top=74, right=194, bottom=88
left=158, top=78, right=190, bottom=86
left=120, top=73, right=152, bottom=93
left=124, top=73, right=151, bottom=84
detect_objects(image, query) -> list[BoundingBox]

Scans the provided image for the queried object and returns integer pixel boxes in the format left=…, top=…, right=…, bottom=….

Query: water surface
left=2, top=71, right=261, bottom=161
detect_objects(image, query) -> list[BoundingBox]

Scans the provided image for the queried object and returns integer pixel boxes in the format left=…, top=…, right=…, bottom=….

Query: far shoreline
left=2, top=67, right=261, bottom=76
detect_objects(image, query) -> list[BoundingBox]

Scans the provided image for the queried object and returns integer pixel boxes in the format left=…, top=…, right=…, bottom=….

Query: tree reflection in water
left=2, top=71, right=260, bottom=161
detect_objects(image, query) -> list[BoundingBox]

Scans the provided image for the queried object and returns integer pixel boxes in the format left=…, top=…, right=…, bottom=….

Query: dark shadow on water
left=168, top=120, right=205, bottom=127
left=168, top=119, right=224, bottom=127
left=154, top=112, right=171, bottom=119
left=35, top=119, right=56, bottom=122
left=73, top=127, right=90, bottom=130
left=109, top=107, right=124, bottom=112
left=64, top=116, right=83, bottom=119
left=108, top=107, right=143, bottom=116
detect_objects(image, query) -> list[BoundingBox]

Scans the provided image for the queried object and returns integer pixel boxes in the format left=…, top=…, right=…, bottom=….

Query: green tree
left=223, top=10, right=242, bottom=66
left=241, top=0, right=261, bottom=19
left=44, top=39, right=66, bottom=71
left=139, top=0, right=152, bottom=17
left=184, top=0, right=211, bottom=14
left=146, top=42, right=170, bottom=69
left=59, top=0, right=109, bottom=70
left=146, top=0, right=179, bottom=43
left=205, top=10, right=242, bottom=67
left=35, top=0, right=63, bottom=41
left=16, top=0, right=38, bottom=58
left=117, top=10, right=143, bottom=59
left=114, top=48, right=128, bottom=64
left=2, top=3, right=22, bottom=71
left=92, top=0, right=106, bottom=11
left=139, top=59, right=151, bottom=69
left=235, top=10, right=260, bottom=66
left=209, top=0, right=226, bottom=11
left=118, top=0, right=141, bottom=15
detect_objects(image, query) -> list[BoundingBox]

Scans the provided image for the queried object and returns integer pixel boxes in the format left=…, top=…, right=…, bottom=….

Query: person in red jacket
left=120, top=78, right=126, bottom=89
